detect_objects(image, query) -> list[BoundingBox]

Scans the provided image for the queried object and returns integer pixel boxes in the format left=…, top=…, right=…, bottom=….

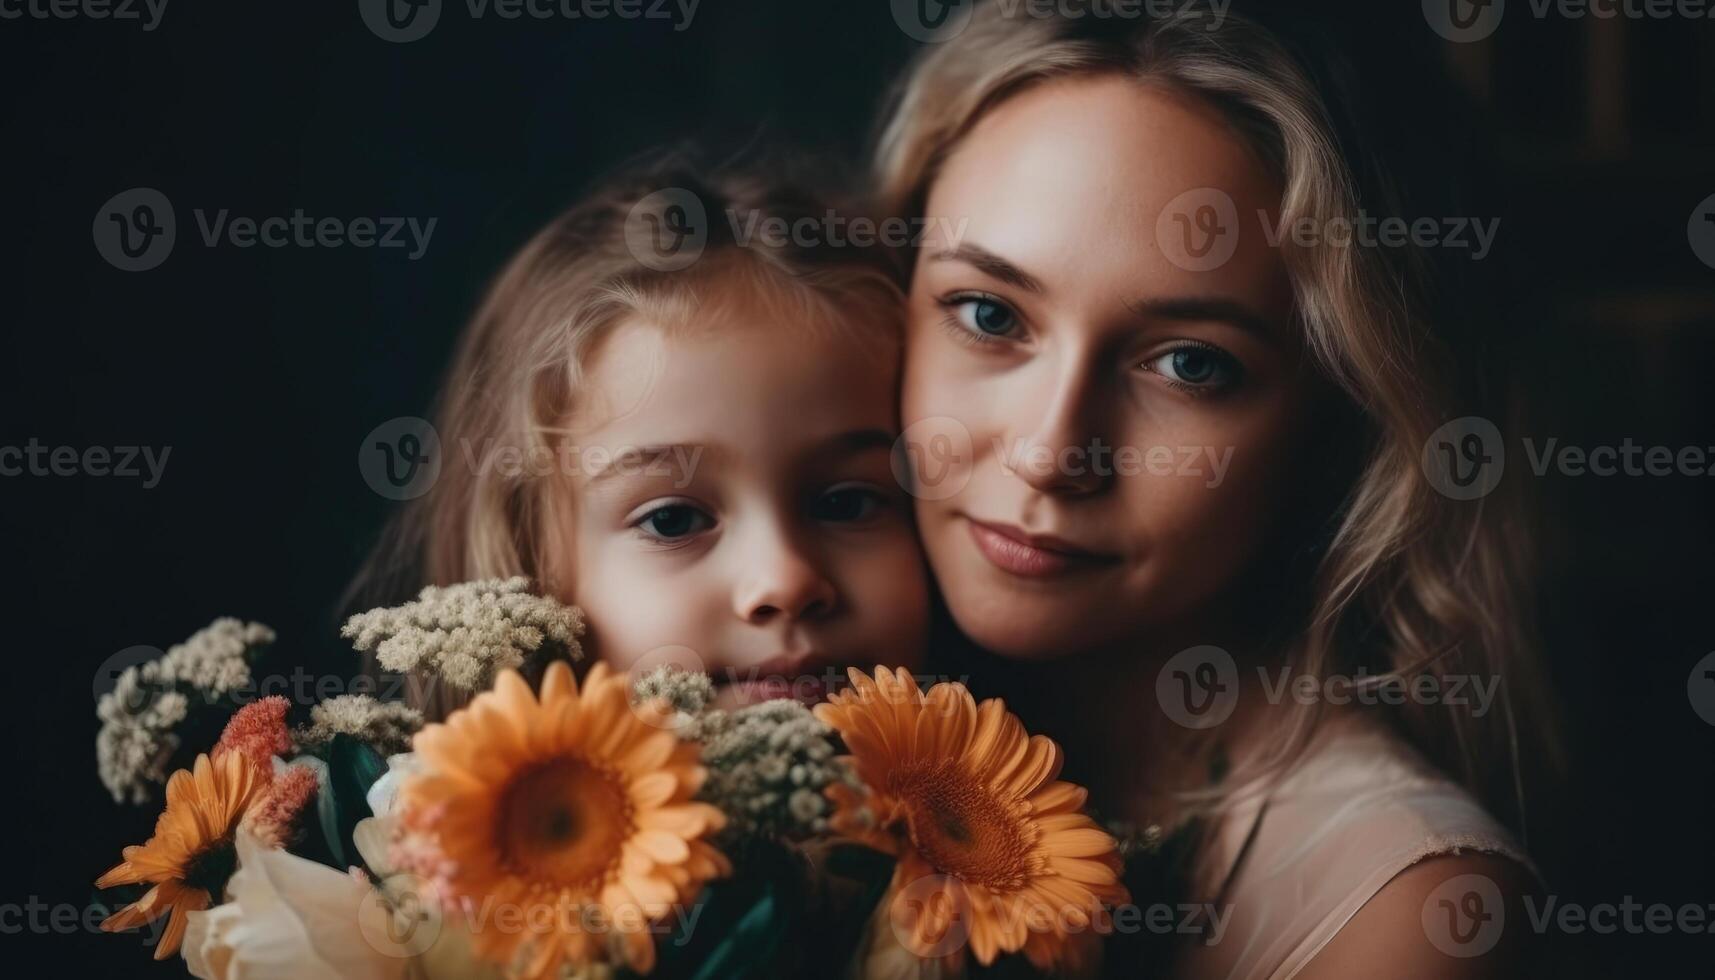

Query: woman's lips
left=965, top=517, right=1119, bottom=578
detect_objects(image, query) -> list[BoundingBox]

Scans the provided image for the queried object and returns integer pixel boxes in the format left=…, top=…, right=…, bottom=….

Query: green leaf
left=646, top=842, right=805, bottom=980
left=324, top=734, right=385, bottom=865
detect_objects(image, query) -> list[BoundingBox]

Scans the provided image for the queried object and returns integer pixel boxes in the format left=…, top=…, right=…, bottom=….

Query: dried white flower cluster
left=341, top=577, right=583, bottom=692
left=293, top=694, right=423, bottom=756
left=631, top=664, right=716, bottom=733
left=95, top=618, right=275, bottom=804
left=694, top=699, right=858, bottom=842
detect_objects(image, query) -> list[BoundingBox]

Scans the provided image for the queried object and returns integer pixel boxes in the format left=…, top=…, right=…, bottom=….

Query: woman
left=874, top=5, right=1558, bottom=977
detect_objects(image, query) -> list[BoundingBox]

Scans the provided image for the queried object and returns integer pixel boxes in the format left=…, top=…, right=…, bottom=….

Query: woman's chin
left=948, top=596, right=1113, bottom=662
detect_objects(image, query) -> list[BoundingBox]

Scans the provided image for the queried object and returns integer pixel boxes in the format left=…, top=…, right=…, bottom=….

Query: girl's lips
left=712, top=650, right=851, bottom=707
left=714, top=676, right=828, bottom=709
left=965, top=517, right=1119, bottom=578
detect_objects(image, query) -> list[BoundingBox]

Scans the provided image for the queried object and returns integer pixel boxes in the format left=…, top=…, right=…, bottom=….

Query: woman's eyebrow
left=929, top=242, right=1044, bottom=293
left=1126, top=296, right=1279, bottom=341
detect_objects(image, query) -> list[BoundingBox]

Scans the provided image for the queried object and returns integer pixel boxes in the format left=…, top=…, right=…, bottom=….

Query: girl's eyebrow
left=583, top=444, right=719, bottom=485
left=929, top=242, right=1044, bottom=294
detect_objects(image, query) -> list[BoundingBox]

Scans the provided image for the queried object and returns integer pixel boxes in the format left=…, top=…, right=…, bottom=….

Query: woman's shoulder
left=1175, top=712, right=1535, bottom=979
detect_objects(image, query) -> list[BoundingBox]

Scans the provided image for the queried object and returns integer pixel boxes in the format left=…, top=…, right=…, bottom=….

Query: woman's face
left=903, top=74, right=1322, bottom=660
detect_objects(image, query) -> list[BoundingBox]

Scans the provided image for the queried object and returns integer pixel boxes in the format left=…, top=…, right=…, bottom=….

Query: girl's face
left=565, top=291, right=929, bottom=708
left=903, top=75, right=1322, bottom=660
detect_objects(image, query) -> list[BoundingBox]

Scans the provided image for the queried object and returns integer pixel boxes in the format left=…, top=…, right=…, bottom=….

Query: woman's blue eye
left=1149, top=345, right=1239, bottom=390
left=953, top=297, right=1018, bottom=337
left=813, top=486, right=883, bottom=523
left=637, top=504, right=711, bottom=539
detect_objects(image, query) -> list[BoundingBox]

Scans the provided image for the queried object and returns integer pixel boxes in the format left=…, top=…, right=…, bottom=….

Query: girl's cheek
left=850, top=536, right=932, bottom=669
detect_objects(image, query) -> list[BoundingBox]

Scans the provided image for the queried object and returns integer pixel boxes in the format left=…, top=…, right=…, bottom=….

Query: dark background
left=1, top=1, right=1711, bottom=975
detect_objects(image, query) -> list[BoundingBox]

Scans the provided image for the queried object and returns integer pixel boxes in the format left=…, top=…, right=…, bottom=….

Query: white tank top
left=1171, top=713, right=1533, bottom=979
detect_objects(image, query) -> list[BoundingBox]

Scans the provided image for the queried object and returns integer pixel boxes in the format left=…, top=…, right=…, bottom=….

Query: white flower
left=694, top=698, right=853, bottom=840
left=183, top=820, right=499, bottom=980
left=95, top=619, right=272, bottom=804
left=341, top=578, right=582, bottom=692
left=364, top=753, right=423, bottom=819
left=181, top=831, right=409, bottom=980
left=295, top=696, right=423, bottom=757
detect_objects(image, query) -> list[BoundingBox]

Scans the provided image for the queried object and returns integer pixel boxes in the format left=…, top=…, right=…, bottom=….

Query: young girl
left=353, top=157, right=931, bottom=719
left=873, top=4, right=1558, bottom=978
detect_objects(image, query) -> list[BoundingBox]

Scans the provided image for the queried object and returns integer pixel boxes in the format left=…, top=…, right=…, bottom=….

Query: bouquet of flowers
left=93, top=579, right=1132, bottom=978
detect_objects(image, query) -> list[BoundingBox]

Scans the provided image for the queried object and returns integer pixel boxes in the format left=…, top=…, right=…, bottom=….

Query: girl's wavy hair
left=345, top=151, right=904, bottom=720
left=872, top=2, right=1558, bottom=828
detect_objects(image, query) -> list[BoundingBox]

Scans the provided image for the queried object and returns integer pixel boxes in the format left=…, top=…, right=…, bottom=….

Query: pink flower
left=214, top=696, right=293, bottom=770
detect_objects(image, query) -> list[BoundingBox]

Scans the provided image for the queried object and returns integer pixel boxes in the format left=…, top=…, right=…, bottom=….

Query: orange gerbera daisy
left=397, top=661, right=730, bottom=978
left=815, top=666, right=1130, bottom=973
left=95, top=750, right=271, bottom=959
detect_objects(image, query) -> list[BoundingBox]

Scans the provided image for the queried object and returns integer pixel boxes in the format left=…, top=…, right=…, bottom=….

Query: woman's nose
left=1011, top=365, right=1109, bottom=497
left=733, top=535, right=838, bottom=624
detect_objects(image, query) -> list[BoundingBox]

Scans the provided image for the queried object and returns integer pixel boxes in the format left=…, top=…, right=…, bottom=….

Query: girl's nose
left=734, top=538, right=838, bottom=624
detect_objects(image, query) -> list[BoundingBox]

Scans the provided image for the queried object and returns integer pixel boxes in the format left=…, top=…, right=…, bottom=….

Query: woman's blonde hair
left=872, top=2, right=1556, bottom=826
left=348, top=153, right=904, bottom=719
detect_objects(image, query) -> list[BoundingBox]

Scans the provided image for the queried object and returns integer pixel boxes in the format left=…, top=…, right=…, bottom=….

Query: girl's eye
left=634, top=503, right=713, bottom=540
left=1146, top=344, right=1241, bottom=392
left=812, top=484, right=886, bottom=523
left=947, top=295, right=1020, bottom=338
